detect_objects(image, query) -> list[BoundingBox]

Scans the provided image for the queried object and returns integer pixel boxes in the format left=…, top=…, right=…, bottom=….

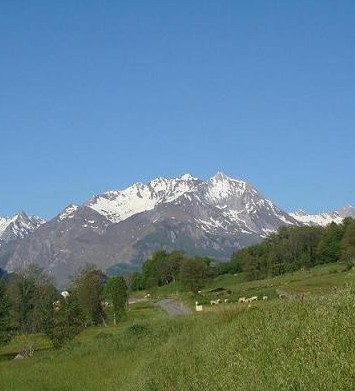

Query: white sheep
left=224, top=298, right=229, bottom=303
left=53, top=300, right=61, bottom=311
left=238, top=297, right=246, bottom=303
left=61, top=290, right=70, bottom=299
left=144, top=293, right=151, bottom=299
left=244, top=296, right=257, bottom=304
left=262, top=295, right=268, bottom=301
left=195, top=301, right=203, bottom=312
left=210, top=299, right=219, bottom=305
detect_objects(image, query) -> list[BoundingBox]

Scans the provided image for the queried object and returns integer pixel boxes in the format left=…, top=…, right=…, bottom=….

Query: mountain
left=0, top=212, right=45, bottom=245
left=290, top=205, right=355, bottom=226
left=0, top=173, right=299, bottom=286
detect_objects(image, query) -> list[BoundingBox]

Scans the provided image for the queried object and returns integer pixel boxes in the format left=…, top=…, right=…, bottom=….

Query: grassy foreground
left=1, top=264, right=354, bottom=390
left=1, top=284, right=354, bottom=390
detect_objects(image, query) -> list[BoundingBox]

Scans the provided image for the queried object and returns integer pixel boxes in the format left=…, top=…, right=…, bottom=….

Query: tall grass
left=0, top=287, right=354, bottom=390
left=134, top=289, right=355, bottom=390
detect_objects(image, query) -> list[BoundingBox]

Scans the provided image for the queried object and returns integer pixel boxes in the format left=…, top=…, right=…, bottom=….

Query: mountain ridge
left=0, top=173, right=353, bottom=286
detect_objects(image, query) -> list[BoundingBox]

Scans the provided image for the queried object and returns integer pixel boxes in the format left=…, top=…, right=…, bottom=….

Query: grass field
left=152, top=262, right=355, bottom=307
left=0, top=263, right=354, bottom=390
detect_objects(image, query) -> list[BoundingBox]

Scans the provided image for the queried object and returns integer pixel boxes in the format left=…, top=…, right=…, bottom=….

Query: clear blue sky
left=1, top=1, right=354, bottom=219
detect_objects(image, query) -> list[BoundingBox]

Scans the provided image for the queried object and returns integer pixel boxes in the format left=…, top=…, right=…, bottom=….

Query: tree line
left=127, top=218, right=355, bottom=291
left=124, top=250, right=216, bottom=294
left=218, top=217, right=355, bottom=280
left=0, top=264, right=128, bottom=349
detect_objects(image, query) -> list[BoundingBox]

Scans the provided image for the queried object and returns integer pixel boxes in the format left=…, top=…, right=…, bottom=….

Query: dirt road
left=156, top=298, right=191, bottom=317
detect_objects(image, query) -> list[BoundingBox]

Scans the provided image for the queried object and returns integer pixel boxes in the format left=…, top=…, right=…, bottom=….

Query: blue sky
left=1, top=1, right=354, bottom=219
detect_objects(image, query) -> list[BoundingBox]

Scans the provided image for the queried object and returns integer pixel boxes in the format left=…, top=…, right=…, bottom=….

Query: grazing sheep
left=244, top=296, right=257, bottom=304
left=262, top=295, right=268, bottom=301
left=224, top=298, right=229, bottom=303
left=61, top=290, right=70, bottom=299
left=144, top=293, right=151, bottom=299
left=210, top=300, right=219, bottom=305
left=53, top=300, right=61, bottom=311
left=195, top=301, right=203, bottom=312
left=238, top=297, right=246, bottom=303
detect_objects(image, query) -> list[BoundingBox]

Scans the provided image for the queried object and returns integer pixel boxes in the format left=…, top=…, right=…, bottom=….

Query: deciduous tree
left=104, top=276, right=127, bottom=324
left=70, top=265, right=106, bottom=326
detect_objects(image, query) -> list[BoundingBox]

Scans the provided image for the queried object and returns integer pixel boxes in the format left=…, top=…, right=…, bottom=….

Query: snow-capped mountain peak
left=289, top=210, right=343, bottom=226
left=291, top=209, right=308, bottom=217
left=87, top=174, right=202, bottom=223
left=180, top=173, right=197, bottom=181
left=206, top=172, right=247, bottom=201
left=82, top=173, right=297, bottom=239
left=338, top=205, right=355, bottom=218
left=290, top=206, right=355, bottom=226
left=0, top=212, right=46, bottom=244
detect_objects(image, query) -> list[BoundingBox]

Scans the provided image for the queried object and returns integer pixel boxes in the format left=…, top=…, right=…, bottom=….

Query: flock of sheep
left=195, top=295, right=268, bottom=312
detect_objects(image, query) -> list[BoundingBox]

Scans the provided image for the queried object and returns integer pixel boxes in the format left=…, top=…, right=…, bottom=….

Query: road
left=156, top=298, right=192, bottom=317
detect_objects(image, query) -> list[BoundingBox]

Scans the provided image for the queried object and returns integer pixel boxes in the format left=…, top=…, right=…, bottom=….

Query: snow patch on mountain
left=290, top=210, right=343, bottom=226
left=58, top=205, right=79, bottom=221
left=87, top=174, right=202, bottom=223
left=0, top=216, right=15, bottom=237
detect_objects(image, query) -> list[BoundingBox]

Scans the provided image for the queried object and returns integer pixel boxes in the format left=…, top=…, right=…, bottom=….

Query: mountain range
left=0, top=172, right=353, bottom=286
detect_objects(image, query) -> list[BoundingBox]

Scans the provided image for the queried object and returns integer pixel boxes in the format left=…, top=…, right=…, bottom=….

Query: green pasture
left=0, top=263, right=354, bottom=390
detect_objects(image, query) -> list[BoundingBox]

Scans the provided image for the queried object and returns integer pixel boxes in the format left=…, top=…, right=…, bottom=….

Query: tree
left=243, top=249, right=264, bottom=280
left=0, top=280, right=11, bottom=346
left=179, top=257, right=210, bottom=293
left=229, top=248, right=251, bottom=274
left=44, top=293, right=84, bottom=349
left=104, top=276, right=127, bottom=325
left=6, top=264, right=57, bottom=334
left=340, top=219, right=355, bottom=269
left=166, top=251, right=184, bottom=283
left=125, top=272, right=143, bottom=291
left=316, top=222, right=344, bottom=264
left=141, top=250, right=168, bottom=288
left=70, top=265, right=106, bottom=326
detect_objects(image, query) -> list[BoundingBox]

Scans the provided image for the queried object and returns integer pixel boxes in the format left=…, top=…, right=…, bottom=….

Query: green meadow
left=1, top=263, right=354, bottom=391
